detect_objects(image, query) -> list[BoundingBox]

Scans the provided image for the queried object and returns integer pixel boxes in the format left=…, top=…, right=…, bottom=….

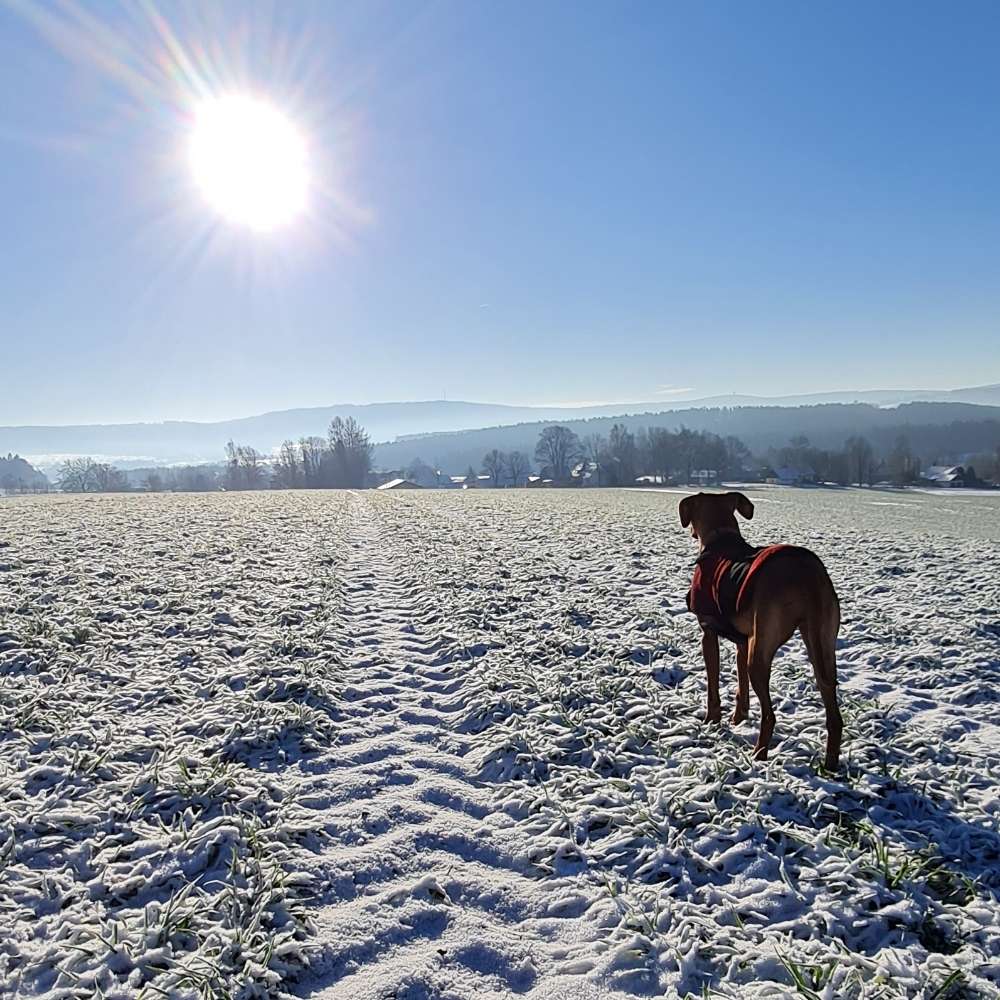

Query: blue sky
left=1, top=0, right=998, bottom=425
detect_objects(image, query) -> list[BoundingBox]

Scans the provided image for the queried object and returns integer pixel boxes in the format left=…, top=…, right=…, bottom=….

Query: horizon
left=5, top=383, right=999, bottom=479
left=0, top=378, right=998, bottom=431
left=3, top=1, right=1000, bottom=425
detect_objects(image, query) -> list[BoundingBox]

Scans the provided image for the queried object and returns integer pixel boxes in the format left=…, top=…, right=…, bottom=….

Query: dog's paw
left=703, top=709, right=722, bottom=725
left=729, top=707, right=748, bottom=725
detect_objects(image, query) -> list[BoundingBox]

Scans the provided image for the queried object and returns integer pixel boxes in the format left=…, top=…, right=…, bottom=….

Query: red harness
left=687, top=537, right=794, bottom=641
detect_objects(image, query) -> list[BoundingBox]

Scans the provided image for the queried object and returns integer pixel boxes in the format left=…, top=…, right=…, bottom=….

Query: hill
left=1, top=385, right=998, bottom=469
left=372, top=402, right=1000, bottom=472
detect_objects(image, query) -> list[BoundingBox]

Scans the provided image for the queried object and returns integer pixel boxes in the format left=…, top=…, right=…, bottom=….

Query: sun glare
left=189, top=96, right=308, bottom=232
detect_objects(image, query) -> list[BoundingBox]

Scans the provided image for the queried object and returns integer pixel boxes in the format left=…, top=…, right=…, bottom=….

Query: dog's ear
left=728, top=491, right=754, bottom=520
left=679, top=494, right=698, bottom=528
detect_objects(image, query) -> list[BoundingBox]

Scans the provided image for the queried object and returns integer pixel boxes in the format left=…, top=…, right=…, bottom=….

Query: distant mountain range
left=2, top=383, right=998, bottom=471
left=373, top=401, right=1000, bottom=472
left=637, top=383, right=1000, bottom=410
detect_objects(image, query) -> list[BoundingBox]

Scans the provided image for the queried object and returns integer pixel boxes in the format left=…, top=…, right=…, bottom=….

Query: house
left=767, top=466, right=816, bottom=486
left=377, top=478, right=422, bottom=490
left=571, top=460, right=598, bottom=485
left=920, top=465, right=968, bottom=488
left=526, top=475, right=553, bottom=488
left=367, top=469, right=404, bottom=488
left=691, top=469, right=720, bottom=486
left=447, top=474, right=481, bottom=489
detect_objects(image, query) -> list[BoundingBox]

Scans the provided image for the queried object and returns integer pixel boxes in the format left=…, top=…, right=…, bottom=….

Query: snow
left=1, top=488, right=998, bottom=998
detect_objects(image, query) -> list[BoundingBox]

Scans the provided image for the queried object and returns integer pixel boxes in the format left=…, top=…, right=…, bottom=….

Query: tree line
left=373, top=402, right=1000, bottom=474
left=266, top=417, right=373, bottom=489
left=398, top=424, right=752, bottom=487
left=50, top=418, right=374, bottom=494
left=46, top=419, right=1000, bottom=493
left=405, top=424, right=999, bottom=488
left=55, top=457, right=128, bottom=493
left=54, top=456, right=221, bottom=493
left=533, top=424, right=751, bottom=486
left=221, top=417, right=374, bottom=490
left=0, top=453, right=50, bottom=493
left=766, top=433, right=999, bottom=486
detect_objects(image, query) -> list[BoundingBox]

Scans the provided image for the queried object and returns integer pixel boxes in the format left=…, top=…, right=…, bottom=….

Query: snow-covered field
left=1, top=488, right=998, bottom=999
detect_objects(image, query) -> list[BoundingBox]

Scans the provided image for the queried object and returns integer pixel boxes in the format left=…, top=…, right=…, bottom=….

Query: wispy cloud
left=655, top=385, right=696, bottom=396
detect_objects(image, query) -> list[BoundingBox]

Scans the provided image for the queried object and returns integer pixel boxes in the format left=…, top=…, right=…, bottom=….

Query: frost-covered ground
left=1, top=488, right=998, bottom=999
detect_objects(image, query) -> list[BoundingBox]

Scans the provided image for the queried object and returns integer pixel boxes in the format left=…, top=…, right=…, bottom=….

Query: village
left=369, top=461, right=995, bottom=492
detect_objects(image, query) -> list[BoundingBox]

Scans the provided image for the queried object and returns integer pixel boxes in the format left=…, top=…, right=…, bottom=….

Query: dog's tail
left=799, top=569, right=843, bottom=771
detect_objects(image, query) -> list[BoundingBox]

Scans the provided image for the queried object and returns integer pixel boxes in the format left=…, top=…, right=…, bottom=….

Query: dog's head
left=678, top=491, right=754, bottom=546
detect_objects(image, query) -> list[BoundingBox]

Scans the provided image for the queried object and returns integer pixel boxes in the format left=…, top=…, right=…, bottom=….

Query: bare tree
left=273, top=440, right=301, bottom=489
left=224, top=440, right=241, bottom=490
left=405, top=457, right=435, bottom=486
left=534, top=426, right=582, bottom=483
left=482, top=449, right=506, bottom=487
left=328, top=417, right=373, bottom=488
left=674, top=428, right=700, bottom=484
left=173, top=465, right=219, bottom=491
left=223, top=441, right=264, bottom=490
left=505, top=450, right=530, bottom=486
left=723, top=435, right=751, bottom=479
left=57, top=457, right=126, bottom=493
left=646, top=428, right=674, bottom=483
left=239, top=445, right=264, bottom=489
left=582, top=434, right=606, bottom=486
left=93, top=462, right=128, bottom=492
left=845, top=435, right=874, bottom=486
left=606, top=423, right=637, bottom=486
left=887, top=434, right=915, bottom=486
left=299, top=436, right=326, bottom=487
left=57, top=457, right=103, bottom=493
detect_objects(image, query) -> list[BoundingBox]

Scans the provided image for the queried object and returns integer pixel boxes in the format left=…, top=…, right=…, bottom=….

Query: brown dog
left=680, top=491, right=842, bottom=771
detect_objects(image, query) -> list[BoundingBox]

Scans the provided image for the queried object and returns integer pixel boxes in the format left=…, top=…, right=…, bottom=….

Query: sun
left=188, top=95, right=308, bottom=232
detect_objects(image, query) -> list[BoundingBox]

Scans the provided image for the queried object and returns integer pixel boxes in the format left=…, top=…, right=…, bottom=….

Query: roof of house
left=377, top=478, right=422, bottom=490
left=922, top=465, right=965, bottom=482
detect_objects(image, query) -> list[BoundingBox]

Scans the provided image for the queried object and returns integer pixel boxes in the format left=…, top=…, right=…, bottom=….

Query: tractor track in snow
left=292, top=495, right=614, bottom=1000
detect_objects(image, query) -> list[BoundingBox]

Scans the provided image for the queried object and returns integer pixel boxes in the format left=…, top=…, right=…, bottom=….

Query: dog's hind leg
left=730, top=640, right=750, bottom=725
left=747, top=627, right=783, bottom=760
left=746, top=604, right=798, bottom=760
left=801, top=599, right=843, bottom=772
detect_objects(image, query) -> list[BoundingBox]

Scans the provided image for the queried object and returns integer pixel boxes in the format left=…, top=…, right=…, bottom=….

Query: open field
left=1, top=488, right=999, bottom=999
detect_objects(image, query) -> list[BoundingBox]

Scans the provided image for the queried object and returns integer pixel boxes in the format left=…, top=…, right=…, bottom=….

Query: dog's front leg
left=701, top=628, right=722, bottom=724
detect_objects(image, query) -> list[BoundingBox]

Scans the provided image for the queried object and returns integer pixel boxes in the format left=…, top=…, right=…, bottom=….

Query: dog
left=680, top=491, right=842, bottom=771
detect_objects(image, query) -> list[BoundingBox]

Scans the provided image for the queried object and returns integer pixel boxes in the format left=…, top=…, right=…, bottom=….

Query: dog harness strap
left=687, top=539, right=797, bottom=642
left=734, top=544, right=795, bottom=613
left=687, top=536, right=758, bottom=620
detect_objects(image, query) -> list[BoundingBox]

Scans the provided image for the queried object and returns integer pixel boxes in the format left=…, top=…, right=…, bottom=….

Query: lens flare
left=188, top=95, right=308, bottom=231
